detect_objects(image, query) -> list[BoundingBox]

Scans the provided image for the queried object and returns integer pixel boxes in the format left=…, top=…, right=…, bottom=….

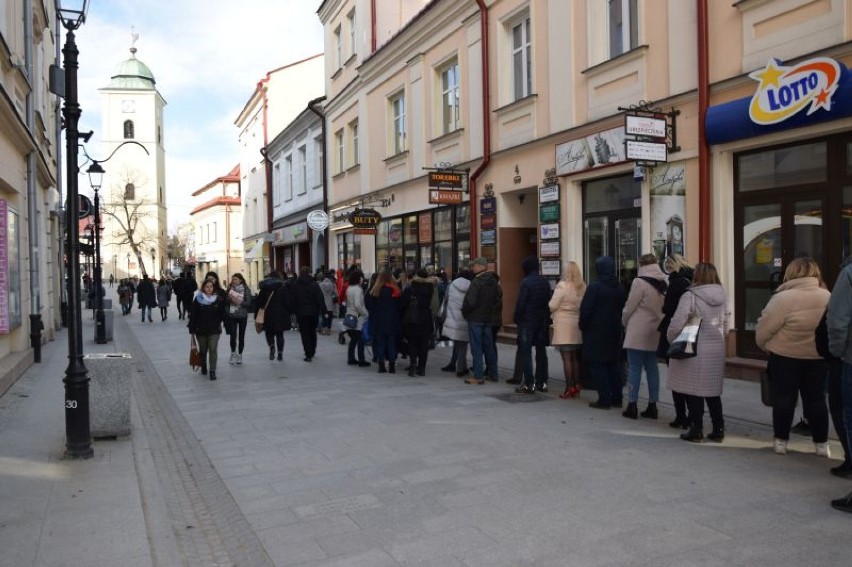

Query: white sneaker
left=229, top=353, right=236, bottom=364
left=815, top=442, right=831, bottom=458
left=236, top=353, right=242, bottom=365
left=774, top=438, right=788, bottom=455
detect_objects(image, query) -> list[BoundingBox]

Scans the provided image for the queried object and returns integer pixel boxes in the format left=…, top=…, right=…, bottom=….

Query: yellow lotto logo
left=748, top=58, right=840, bottom=125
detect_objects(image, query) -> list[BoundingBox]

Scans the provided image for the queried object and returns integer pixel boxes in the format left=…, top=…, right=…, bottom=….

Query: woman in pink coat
left=549, top=261, right=586, bottom=398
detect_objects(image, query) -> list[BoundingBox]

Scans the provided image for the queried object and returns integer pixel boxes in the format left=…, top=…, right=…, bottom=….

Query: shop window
left=738, top=142, right=826, bottom=192
left=583, top=175, right=640, bottom=213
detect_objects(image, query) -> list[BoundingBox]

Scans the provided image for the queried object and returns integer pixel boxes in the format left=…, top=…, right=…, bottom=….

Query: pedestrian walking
left=757, top=257, right=832, bottom=455
left=462, top=257, right=500, bottom=384
left=366, top=271, right=402, bottom=373
left=177, top=272, right=197, bottom=320
left=657, top=254, right=695, bottom=429
left=621, top=253, right=667, bottom=419
left=117, top=279, right=132, bottom=315
left=319, top=271, right=337, bottom=335
left=513, top=256, right=552, bottom=394
left=827, top=257, right=852, bottom=512
left=401, top=268, right=437, bottom=377
left=667, top=262, right=729, bottom=443
left=136, top=274, right=156, bottom=323
left=549, top=261, right=585, bottom=398
left=255, top=271, right=292, bottom=362
left=109, top=274, right=114, bottom=287
left=187, top=279, right=227, bottom=380
left=580, top=256, right=627, bottom=409
left=344, top=271, right=370, bottom=367
left=225, top=273, right=252, bottom=365
left=292, top=266, right=324, bottom=362
left=440, top=269, right=473, bottom=377
left=156, top=278, right=172, bottom=321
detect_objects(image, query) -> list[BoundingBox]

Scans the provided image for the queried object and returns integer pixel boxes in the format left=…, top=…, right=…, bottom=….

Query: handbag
left=343, top=313, right=358, bottom=329
left=189, top=335, right=201, bottom=371
left=667, top=294, right=701, bottom=360
left=254, top=290, right=275, bottom=333
left=760, top=367, right=773, bottom=407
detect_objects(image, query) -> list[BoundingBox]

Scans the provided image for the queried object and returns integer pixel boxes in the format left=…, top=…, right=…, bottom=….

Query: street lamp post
left=150, top=247, right=156, bottom=277
left=86, top=162, right=106, bottom=343
left=58, top=0, right=92, bottom=459
left=126, top=252, right=131, bottom=276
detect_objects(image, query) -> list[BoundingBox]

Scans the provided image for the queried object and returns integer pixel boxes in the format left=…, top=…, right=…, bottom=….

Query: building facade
left=189, top=166, right=243, bottom=283
left=235, top=54, right=325, bottom=289
left=0, top=1, right=62, bottom=393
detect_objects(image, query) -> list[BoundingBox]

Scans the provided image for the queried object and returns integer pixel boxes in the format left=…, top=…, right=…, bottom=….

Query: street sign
left=539, top=203, right=559, bottom=223
left=428, top=171, right=464, bottom=189
left=349, top=208, right=382, bottom=230
left=625, top=115, right=667, bottom=138
left=625, top=140, right=668, bottom=162
left=429, top=190, right=463, bottom=204
left=307, top=210, right=329, bottom=231
left=481, top=214, right=496, bottom=229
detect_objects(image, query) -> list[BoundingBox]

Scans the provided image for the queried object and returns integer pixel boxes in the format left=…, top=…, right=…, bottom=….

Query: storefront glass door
left=583, top=175, right=641, bottom=289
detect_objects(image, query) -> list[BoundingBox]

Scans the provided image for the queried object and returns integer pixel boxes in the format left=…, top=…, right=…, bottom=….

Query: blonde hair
left=692, top=262, right=721, bottom=286
left=665, top=254, right=692, bottom=274
left=783, top=257, right=824, bottom=285
left=564, top=261, right=587, bottom=294
left=370, top=271, right=398, bottom=297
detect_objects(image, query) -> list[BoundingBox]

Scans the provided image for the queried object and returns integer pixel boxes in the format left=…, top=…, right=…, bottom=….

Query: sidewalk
left=0, top=295, right=848, bottom=566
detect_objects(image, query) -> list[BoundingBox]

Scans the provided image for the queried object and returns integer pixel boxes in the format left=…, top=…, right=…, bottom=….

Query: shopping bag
left=189, top=335, right=201, bottom=371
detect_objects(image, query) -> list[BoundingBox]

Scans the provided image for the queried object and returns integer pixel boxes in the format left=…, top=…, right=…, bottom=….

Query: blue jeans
left=841, top=362, right=852, bottom=453
left=590, top=360, right=622, bottom=406
left=374, top=333, right=398, bottom=364
left=518, top=324, right=548, bottom=387
left=626, top=349, right=660, bottom=403
left=469, top=322, right=497, bottom=380
left=140, top=305, right=152, bottom=321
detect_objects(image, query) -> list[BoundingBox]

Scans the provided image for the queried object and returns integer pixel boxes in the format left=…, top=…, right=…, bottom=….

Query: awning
left=243, top=240, right=265, bottom=260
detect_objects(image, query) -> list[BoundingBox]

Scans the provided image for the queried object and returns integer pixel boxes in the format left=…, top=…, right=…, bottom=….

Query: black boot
left=388, top=362, right=396, bottom=374
left=622, top=402, right=638, bottom=419
left=640, top=402, right=658, bottom=419
left=707, top=428, right=725, bottom=443
left=209, top=371, right=217, bottom=381
left=269, top=345, right=275, bottom=360
left=669, top=416, right=689, bottom=429
left=680, top=429, right=704, bottom=443
left=378, top=363, right=387, bottom=374
left=408, top=367, right=417, bottom=377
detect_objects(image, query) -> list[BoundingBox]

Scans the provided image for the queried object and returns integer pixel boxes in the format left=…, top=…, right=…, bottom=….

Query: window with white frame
left=609, top=0, right=638, bottom=58
left=273, top=163, right=281, bottom=205
left=314, top=136, right=323, bottom=187
left=350, top=119, right=359, bottom=165
left=347, top=10, right=356, bottom=60
left=285, top=155, right=293, bottom=201
left=440, top=59, right=460, bottom=134
left=390, top=92, right=406, bottom=155
left=298, top=145, right=307, bottom=194
left=334, top=25, right=342, bottom=69
left=213, top=222, right=217, bottom=243
left=511, top=16, right=532, bottom=100
left=335, top=129, right=345, bottom=173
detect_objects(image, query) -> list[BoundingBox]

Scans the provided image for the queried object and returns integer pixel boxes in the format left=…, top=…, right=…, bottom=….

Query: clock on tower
left=121, top=99, right=135, bottom=113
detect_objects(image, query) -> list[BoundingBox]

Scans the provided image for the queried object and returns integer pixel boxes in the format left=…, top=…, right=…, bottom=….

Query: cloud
left=73, top=0, right=325, bottom=230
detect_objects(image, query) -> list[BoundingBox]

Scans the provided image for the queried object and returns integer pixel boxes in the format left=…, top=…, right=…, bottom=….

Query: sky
left=75, top=0, right=326, bottom=232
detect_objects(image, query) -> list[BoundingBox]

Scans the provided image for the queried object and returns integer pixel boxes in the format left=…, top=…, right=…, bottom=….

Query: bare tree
left=100, top=167, right=158, bottom=276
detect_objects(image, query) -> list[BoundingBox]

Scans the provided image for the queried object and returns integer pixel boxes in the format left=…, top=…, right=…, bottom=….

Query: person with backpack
left=401, top=268, right=436, bottom=377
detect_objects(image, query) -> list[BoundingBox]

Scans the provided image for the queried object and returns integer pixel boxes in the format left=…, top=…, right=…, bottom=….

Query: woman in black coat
left=255, top=271, right=293, bottom=361
left=188, top=279, right=228, bottom=380
left=656, top=255, right=694, bottom=428
left=366, top=271, right=402, bottom=373
left=400, top=268, right=436, bottom=377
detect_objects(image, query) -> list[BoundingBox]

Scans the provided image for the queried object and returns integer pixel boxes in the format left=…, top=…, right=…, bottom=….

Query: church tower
left=98, top=43, right=167, bottom=279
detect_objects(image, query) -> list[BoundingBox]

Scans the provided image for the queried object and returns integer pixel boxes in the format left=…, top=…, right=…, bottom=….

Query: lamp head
left=57, top=0, right=89, bottom=30
left=86, top=161, right=104, bottom=191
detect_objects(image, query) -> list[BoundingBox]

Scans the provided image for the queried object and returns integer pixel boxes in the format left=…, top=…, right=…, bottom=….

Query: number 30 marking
left=66, top=400, right=78, bottom=409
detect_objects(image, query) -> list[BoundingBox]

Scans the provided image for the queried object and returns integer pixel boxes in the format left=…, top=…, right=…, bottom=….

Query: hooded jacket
left=514, top=256, right=552, bottom=328
left=442, top=276, right=472, bottom=342
left=667, top=284, right=729, bottom=397
left=622, top=263, right=667, bottom=351
left=657, top=267, right=694, bottom=358
left=255, top=275, right=293, bottom=332
left=579, top=257, right=626, bottom=362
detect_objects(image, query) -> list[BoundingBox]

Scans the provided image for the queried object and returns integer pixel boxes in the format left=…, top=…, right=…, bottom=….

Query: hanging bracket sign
left=349, top=208, right=382, bottom=235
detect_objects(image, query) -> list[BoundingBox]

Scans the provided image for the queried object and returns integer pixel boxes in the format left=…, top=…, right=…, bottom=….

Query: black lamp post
left=126, top=252, right=131, bottom=275
left=86, top=161, right=106, bottom=343
left=58, top=0, right=92, bottom=459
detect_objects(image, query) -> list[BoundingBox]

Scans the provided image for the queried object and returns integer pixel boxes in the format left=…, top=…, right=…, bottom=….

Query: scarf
left=195, top=291, right=218, bottom=305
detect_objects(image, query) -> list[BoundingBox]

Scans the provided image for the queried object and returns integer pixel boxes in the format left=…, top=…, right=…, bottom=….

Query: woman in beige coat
left=549, top=261, right=586, bottom=398
left=622, top=253, right=667, bottom=419
left=755, top=257, right=831, bottom=457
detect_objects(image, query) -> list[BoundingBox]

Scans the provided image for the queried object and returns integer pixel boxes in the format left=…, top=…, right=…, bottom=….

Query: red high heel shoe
left=559, top=385, right=581, bottom=399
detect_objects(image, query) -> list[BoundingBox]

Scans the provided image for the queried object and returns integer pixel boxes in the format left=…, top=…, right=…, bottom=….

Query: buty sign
left=748, top=57, right=840, bottom=125
left=349, top=208, right=381, bottom=234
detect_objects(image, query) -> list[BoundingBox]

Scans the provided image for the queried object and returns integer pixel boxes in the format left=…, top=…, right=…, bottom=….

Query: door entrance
left=583, top=175, right=642, bottom=290
left=736, top=193, right=825, bottom=358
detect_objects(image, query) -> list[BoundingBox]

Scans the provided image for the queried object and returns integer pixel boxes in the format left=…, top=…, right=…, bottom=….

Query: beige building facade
left=318, top=0, right=852, bottom=362
left=189, top=166, right=243, bottom=284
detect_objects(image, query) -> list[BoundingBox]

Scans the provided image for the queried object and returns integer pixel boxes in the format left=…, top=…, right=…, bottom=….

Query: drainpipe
left=54, top=12, right=66, bottom=328
left=307, top=96, right=329, bottom=270
left=225, top=199, right=231, bottom=279
left=24, top=0, right=44, bottom=361
left=468, top=0, right=492, bottom=257
left=697, top=0, right=710, bottom=262
left=259, top=78, right=273, bottom=272
left=371, top=0, right=377, bottom=52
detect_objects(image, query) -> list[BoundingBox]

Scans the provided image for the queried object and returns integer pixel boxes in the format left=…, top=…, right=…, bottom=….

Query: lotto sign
left=748, top=57, right=841, bottom=125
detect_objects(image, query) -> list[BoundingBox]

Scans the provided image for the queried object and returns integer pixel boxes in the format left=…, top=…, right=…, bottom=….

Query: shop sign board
left=349, top=208, right=382, bottom=229
left=281, top=221, right=309, bottom=244
left=481, top=229, right=496, bottom=245
left=540, top=223, right=560, bottom=240
left=625, top=115, right=666, bottom=138
left=480, top=214, right=496, bottom=229
left=748, top=57, right=841, bottom=126
left=556, top=126, right=626, bottom=175
left=428, top=171, right=464, bottom=189
left=626, top=140, right=668, bottom=162
left=307, top=210, right=329, bottom=231
left=539, top=203, right=559, bottom=223
left=480, top=196, right=496, bottom=213
left=354, top=227, right=377, bottom=235
left=539, top=184, right=559, bottom=203
left=429, top=189, right=463, bottom=204
left=541, top=260, right=561, bottom=276
left=540, top=241, right=560, bottom=257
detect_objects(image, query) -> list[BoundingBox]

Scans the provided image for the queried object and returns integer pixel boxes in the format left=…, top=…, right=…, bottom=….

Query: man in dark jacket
left=136, top=275, right=156, bottom=323
left=176, top=272, right=198, bottom=320
left=292, top=266, right=325, bottom=361
left=462, top=257, right=500, bottom=384
left=514, top=256, right=552, bottom=394
left=579, top=256, right=627, bottom=409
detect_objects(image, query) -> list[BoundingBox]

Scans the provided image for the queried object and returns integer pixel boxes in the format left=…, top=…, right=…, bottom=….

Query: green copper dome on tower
left=105, top=47, right=155, bottom=89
